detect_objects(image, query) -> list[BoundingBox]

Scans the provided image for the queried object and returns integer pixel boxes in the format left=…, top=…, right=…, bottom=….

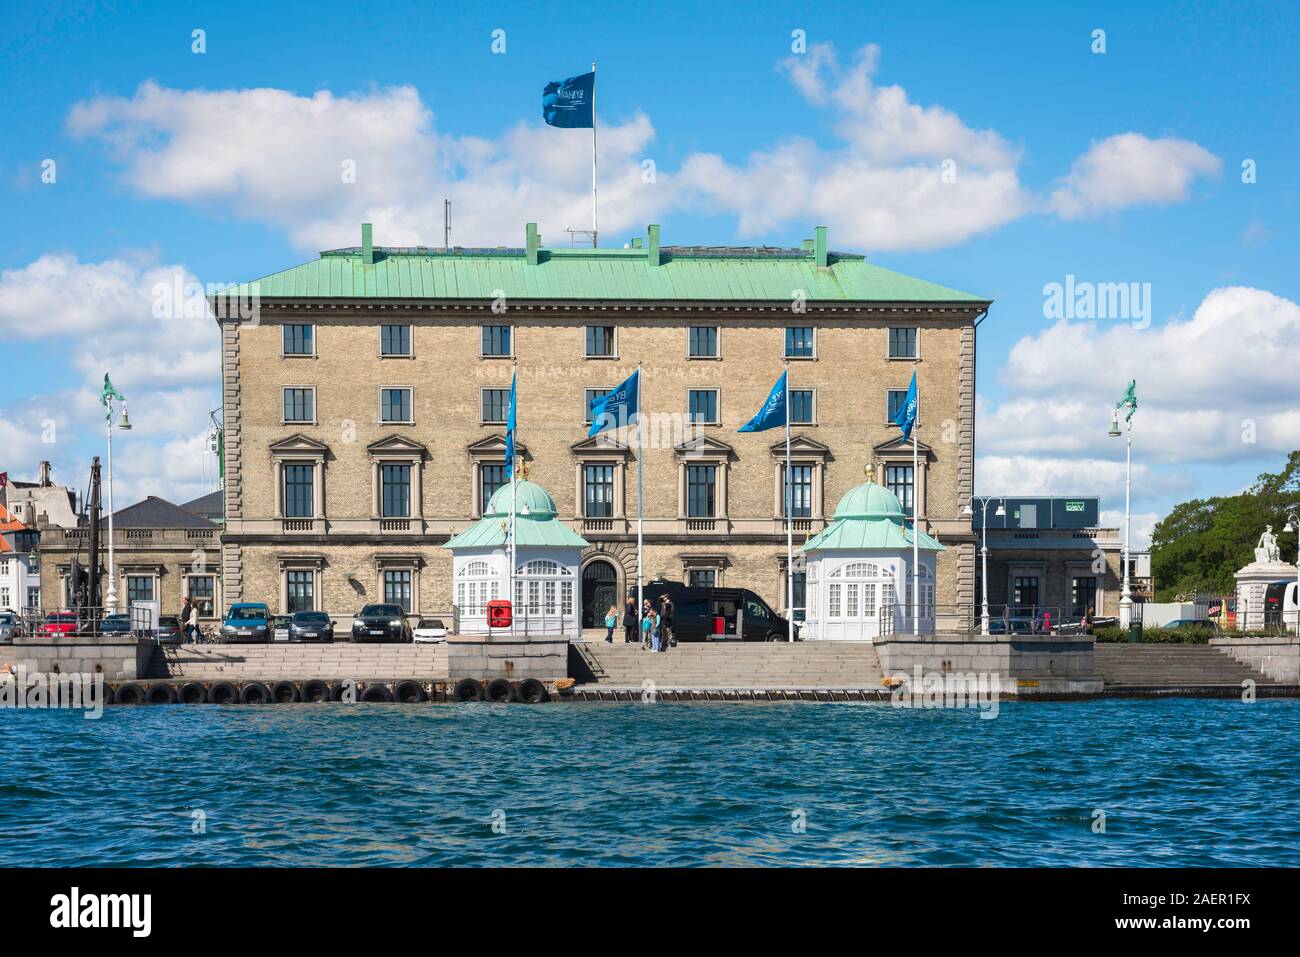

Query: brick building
left=38, top=496, right=223, bottom=619
left=212, top=223, right=989, bottom=627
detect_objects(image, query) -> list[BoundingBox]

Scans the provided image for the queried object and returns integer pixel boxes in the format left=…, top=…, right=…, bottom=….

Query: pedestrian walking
left=603, top=605, right=618, bottom=643
left=187, top=600, right=201, bottom=642
left=1082, top=605, right=1095, bottom=635
left=647, top=609, right=663, bottom=653
left=623, top=598, right=638, bottom=643
left=180, top=598, right=194, bottom=641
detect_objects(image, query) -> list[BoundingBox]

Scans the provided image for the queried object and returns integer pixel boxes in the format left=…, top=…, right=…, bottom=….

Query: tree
left=1151, top=451, right=1300, bottom=600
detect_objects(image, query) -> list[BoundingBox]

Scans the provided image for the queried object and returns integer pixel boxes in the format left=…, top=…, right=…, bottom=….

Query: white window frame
left=584, top=325, right=618, bottom=359
left=687, top=387, right=721, bottom=427
left=282, top=386, right=317, bottom=425
left=789, top=388, right=816, bottom=425
left=281, top=322, right=316, bottom=358
left=379, top=323, right=414, bottom=358
left=887, top=326, right=920, bottom=360
left=480, top=324, right=514, bottom=359
left=783, top=325, right=817, bottom=360
left=379, top=386, right=414, bottom=425
left=687, top=324, right=721, bottom=359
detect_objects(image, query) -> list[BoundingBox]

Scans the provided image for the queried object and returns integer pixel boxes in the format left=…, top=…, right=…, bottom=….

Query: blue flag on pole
left=893, top=370, right=918, bottom=442
left=504, top=371, right=518, bottom=476
left=543, top=72, right=595, bottom=128
left=588, top=369, right=638, bottom=437
left=738, top=371, right=788, bottom=433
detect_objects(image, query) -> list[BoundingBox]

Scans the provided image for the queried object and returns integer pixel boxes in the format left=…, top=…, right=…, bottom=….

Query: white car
left=413, top=617, right=449, bottom=643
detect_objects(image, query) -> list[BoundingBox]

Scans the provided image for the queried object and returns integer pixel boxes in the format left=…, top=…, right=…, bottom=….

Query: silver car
left=0, top=612, right=19, bottom=642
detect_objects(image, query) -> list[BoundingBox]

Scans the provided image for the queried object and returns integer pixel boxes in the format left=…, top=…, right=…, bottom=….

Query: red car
left=37, top=611, right=79, bottom=637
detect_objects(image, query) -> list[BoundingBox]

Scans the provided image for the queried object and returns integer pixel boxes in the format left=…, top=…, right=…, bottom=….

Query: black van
left=633, top=580, right=799, bottom=642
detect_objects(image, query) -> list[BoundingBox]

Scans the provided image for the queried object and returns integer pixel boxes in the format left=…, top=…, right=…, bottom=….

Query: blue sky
left=2, top=0, right=1298, bottom=545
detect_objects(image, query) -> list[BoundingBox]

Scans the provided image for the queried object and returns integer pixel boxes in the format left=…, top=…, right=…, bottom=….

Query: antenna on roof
left=564, top=226, right=597, bottom=248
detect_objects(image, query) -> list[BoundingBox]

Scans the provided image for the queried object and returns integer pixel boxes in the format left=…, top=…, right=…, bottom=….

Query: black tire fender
left=271, top=680, right=301, bottom=703
left=360, top=683, right=393, bottom=702
left=208, top=681, right=239, bottom=704
left=453, top=678, right=483, bottom=702
left=113, top=682, right=145, bottom=705
left=239, top=682, right=270, bottom=704
left=146, top=683, right=177, bottom=705
left=301, top=679, right=331, bottom=702
left=393, top=680, right=425, bottom=703
left=177, top=682, right=207, bottom=704
left=485, top=678, right=516, bottom=703
left=516, top=678, right=547, bottom=703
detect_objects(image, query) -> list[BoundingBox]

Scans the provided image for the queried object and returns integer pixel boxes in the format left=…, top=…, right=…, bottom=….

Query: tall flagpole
left=784, top=363, right=794, bottom=643
left=591, top=61, right=598, bottom=248
left=509, top=362, right=518, bottom=637
left=635, top=362, right=644, bottom=627
left=912, top=364, right=920, bottom=636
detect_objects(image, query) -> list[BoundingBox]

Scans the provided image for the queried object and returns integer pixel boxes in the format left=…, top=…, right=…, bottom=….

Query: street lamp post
left=963, top=496, right=1005, bottom=635
left=102, top=393, right=132, bottom=614
left=1109, top=403, right=1135, bottom=629
left=1282, top=510, right=1300, bottom=634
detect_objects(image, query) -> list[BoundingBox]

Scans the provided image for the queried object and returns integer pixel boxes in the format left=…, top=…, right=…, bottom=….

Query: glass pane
left=381, top=464, right=411, bottom=518
left=283, top=464, right=314, bottom=518
left=687, top=465, right=716, bottom=518
left=785, top=327, right=813, bottom=357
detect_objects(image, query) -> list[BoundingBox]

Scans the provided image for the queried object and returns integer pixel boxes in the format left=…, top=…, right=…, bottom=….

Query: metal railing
left=873, top=603, right=1096, bottom=637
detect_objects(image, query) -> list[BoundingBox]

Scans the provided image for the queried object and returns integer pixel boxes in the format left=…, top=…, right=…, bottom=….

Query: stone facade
left=978, top=526, right=1126, bottom=622
left=38, top=524, right=223, bottom=619
left=216, top=233, right=986, bottom=626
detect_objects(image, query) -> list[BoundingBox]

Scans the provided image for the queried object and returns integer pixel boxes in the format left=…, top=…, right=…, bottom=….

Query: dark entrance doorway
left=582, top=560, right=618, bottom=628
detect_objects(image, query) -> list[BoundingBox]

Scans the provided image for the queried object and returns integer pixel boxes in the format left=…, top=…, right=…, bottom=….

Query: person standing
left=603, top=604, right=618, bottom=643
left=623, top=598, right=638, bottom=644
left=647, top=608, right=662, bottom=653
left=658, top=593, right=675, bottom=650
left=179, top=598, right=193, bottom=641
left=187, top=599, right=201, bottom=642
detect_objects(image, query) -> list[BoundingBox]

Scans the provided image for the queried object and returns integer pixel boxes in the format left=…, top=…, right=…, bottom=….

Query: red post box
left=487, top=599, right=513, bottom=629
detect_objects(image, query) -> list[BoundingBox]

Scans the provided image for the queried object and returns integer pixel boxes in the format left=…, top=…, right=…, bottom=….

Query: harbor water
left=2, top=698, right=1297, bottom=867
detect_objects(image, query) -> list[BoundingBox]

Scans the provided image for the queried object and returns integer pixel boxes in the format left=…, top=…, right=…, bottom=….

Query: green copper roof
left=802, top=481, right=944, bottom=553
left=217, top=225, right=987, bottom=304
left=444, top=479, right=589, bottom=550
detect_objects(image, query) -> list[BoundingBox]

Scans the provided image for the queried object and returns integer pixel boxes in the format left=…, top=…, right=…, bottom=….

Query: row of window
left=0, top=586, right=41, bottom=610
left=281, top=459, right=915, bottom=521
left=282, top=385, right=912, bottom=426
left=280, top=323, right=922, bottom=361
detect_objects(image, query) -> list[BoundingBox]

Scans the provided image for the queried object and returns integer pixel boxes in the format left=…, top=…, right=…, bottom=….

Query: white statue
left=1255, top=525, right=1281, bottom=564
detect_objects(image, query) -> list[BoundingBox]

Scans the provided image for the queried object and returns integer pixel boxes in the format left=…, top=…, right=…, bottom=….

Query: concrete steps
left=1094, top=644, right=1276, bottom=687
left=153, top=642, right=449, bottom=680
left=573, top=640, right=885, bottom=689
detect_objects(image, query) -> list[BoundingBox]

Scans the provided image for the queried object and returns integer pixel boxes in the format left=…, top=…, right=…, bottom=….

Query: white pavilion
left=800, top=478, right=943, bottom=641
left=444, top=479, right=589, bottom=638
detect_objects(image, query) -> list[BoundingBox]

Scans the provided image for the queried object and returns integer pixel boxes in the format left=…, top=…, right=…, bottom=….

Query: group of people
left=177, top=598, right=202, bottom=642
left=603, top=594, right=675, bottom=653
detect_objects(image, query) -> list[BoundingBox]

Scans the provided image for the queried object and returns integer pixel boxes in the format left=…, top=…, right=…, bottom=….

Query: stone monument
left=1234, top=525, right=1297, bottom=631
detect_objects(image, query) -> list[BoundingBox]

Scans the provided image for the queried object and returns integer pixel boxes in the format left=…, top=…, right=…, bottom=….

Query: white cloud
left=67, top=80, right=661, bottom=253
left=1049, top=132, right=1221, bottom=220
left=66, top=55, right=1220, bottom=256
left=0, top=253, right=221, bottom=508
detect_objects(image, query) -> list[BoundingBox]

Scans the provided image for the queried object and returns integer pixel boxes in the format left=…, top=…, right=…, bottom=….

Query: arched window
left=825, top=560, right=892, bottom=621
left=456, top=559, right=499, bottom=615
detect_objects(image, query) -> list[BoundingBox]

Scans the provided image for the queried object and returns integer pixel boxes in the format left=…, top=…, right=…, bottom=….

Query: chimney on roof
left=647, top=224, right=661, bottom=266
left=814, top=225, right=828, bottom=267
left=361, top=223, right=374, bottom=265
left=38, top=461, right=51, bottom=487
left=526, top=223, right=540, bottom=265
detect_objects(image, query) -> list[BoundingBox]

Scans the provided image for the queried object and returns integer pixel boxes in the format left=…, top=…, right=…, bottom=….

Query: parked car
left=1163, top=618, right=1219, bottom=635
left=37, top=611, right=80, bottom=637
left=272, top=614, right=292, bottom=642
left=222, top=603, right=272, bottom=643
left=989, top=616, right=1037, bottom=635
left=288, top=611, right=334, bottom=642
left=98, top=613, right=133, bottom=636
left=156, top=615, right=183, bottom=644
left=0, top=612, right=20, bottom=642
left=350, top=604, right=412, bottom=643
left=413, top=617, right=449, bottom=643
left=635, top=580, right=799, bottom=642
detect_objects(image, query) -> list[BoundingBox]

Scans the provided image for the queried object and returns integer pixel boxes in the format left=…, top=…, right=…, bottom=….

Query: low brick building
left=38, top=496, right=223, bottom=619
